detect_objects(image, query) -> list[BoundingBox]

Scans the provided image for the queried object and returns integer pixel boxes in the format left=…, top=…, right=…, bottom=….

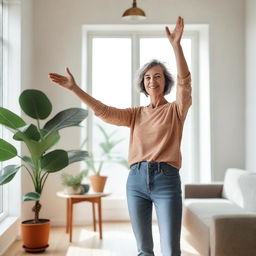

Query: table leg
left=70, top=199, right=74, bottom=242
left=92, top=202, right=96, bottom=231
left=98, top=198, right=102, bottom=239
left=66, top=199, right=70, bottom=233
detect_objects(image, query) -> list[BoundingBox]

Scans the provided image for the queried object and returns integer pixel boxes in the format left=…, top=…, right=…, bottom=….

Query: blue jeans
left=126, top=161, right=182, bottom=256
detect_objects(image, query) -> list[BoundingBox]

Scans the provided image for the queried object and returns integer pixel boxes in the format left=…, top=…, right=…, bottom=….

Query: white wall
left=20, top=0, right=246, bottom=223
left=246, top=0, right=256, bottom=172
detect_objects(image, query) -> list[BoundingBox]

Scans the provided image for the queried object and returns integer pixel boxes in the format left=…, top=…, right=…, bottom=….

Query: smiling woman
left=49, top=17, right=192, bottom=256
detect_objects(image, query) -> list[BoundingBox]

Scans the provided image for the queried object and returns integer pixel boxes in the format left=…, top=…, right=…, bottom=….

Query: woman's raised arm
left=165, top=17, right=192, bottom=120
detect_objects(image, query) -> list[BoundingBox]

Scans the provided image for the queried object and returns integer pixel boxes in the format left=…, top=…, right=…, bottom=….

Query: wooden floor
left=4, top=222, right=201, bottom=256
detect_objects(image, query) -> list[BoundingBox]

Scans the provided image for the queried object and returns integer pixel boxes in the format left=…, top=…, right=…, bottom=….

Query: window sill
left=0, top=216, right=20, bottom=255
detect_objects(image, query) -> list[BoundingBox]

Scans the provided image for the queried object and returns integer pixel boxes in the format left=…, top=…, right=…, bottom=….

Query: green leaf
left=67, top=150, right=88, bottom=164
left=23, top=192, right=40, bottom=201
left=41, top=150, right=69, bottom=172
left=43, top=108, right=88, bottom=133
left=0, top=139, right=18, bottom=161
left=13, top=124, right=40, bottom=141
left=0, top=107, right=26, bottom=129
left=21, top=156, right=34, bottom=168
left=19, top=90, right=52, bottom=120
left=17, top=131, right=60, bottom=161
left=0, top=165, right=21, bottom=185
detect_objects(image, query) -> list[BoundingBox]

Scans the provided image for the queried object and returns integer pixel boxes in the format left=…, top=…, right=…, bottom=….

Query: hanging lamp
left=122, top=0, right=146, bottom=21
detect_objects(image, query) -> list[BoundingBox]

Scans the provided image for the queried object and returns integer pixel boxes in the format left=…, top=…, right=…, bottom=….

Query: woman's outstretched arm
left=165, top=16, right=192, bottom=120
left=48, top=68, right=134, bottom=127
left=49, top=67, right=103, bottom=110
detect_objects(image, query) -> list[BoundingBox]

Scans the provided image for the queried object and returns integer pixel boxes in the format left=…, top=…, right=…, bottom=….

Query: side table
left=56, top=191, right=111, bottom=242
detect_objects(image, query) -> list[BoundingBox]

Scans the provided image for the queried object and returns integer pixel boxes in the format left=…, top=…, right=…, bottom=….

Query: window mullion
left=131, top=33, right=140, bottom=107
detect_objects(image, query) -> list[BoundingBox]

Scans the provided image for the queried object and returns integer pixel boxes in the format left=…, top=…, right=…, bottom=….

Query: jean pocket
left=160, top=165, right=180, bottom=178
left=129, top=165, right=137, bottom=176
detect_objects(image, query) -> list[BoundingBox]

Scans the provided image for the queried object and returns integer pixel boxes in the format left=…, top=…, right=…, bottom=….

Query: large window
left=0, top=0, right=4, bottom=218
left=83, top=25, right=200, bottom=199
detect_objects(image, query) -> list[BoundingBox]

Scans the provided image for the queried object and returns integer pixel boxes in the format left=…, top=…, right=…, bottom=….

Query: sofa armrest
left=210, top=214, right=256, bottom=256
left=184, top=184, right=223, bottom=199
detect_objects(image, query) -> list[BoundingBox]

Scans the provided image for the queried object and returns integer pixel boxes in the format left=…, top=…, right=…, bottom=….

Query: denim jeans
left=126, top=161, right=182, bottom=256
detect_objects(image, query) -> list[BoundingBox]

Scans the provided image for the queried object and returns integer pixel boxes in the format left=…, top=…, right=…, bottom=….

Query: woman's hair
left=135, top=59, right=174, bottom=97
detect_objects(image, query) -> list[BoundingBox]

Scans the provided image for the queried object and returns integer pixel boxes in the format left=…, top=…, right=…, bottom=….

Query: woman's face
left=144, top=65, right=165, bottom=97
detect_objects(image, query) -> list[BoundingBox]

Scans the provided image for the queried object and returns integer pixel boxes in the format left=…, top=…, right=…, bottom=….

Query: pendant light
left=122, top=0, right=146, bottom=21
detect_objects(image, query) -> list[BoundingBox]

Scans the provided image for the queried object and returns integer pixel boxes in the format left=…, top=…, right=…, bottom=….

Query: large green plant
left=82, top=124, right=128, bottom=175
left=0, top=89, right=88, bottom=222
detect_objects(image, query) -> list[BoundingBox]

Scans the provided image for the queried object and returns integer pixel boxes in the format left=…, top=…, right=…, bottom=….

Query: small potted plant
left=61, top=171, right=89, bottom=195
left=0, top=89, right=88, bottom=252
left=82, top=124, right=128, bottom=192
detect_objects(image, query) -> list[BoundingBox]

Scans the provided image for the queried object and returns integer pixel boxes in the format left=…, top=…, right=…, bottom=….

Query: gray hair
left=135, top=59, right=174, bottom=97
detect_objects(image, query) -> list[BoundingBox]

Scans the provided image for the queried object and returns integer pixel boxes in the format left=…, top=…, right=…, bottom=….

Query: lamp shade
left=122, top=0, right=146, bottom=21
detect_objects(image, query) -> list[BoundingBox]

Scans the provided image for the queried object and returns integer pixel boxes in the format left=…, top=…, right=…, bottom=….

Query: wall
left=245, top=0, right=256, bottom=172
left=20, top=0, right=245, bottom=223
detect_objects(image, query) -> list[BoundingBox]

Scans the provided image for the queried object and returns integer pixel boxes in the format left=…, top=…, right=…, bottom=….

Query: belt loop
left=138, top=162, right=141, bottom=169
left=158, top=162, right=160, bottom=172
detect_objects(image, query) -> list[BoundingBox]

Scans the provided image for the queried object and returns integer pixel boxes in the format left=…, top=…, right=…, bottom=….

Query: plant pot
left=21, top=219, right=50, bottom=253
left=64, top=186, right=82, bottom=195
left=89, top=175, right=107, bottom=192
left=80, top=184, right=90, bottom=194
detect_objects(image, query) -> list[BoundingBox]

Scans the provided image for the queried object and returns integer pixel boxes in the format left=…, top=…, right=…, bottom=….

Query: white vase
left=64, top=186, right=81, bottom=195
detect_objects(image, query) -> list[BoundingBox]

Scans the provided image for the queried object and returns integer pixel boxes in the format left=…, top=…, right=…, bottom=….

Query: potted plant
left=0, top=89, right=88, bottom=253
left=82, top=124, right=128, bottom=192
left=61, top=171, right=89, bottom=195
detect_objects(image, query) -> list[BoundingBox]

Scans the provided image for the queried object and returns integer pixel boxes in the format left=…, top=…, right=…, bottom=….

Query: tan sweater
left=87, top=75, right=192, bottom=169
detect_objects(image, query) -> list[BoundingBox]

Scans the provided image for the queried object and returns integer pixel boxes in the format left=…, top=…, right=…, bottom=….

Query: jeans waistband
left=130, top=161, right=178, bottom=171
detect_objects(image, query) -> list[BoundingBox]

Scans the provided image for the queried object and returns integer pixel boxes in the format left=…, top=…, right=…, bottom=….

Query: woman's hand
left=48, top=67, right=77, bottom=91
left=165, top=16, right=184, bottom=47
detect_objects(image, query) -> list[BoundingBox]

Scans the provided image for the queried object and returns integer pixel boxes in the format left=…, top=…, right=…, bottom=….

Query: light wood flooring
left=4, top=222, right=201, bottom=256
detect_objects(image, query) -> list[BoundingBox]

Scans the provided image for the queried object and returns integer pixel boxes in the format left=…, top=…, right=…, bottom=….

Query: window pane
left=91, top=38, right=131, bottom=198
left=0, top=0, right=3, bottom=216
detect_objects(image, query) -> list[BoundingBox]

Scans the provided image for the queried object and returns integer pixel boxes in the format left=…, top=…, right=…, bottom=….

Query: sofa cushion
left=222, top=168, right=256, bottom=212
left=183, top=198, right=245, bottom=227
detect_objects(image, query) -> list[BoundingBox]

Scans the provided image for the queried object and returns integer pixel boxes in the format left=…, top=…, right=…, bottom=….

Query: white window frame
left=0, top=0, right=21, bottom=254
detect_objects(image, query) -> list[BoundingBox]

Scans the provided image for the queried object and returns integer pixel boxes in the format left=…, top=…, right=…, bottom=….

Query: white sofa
left=183, top=168, right=256, bottom=256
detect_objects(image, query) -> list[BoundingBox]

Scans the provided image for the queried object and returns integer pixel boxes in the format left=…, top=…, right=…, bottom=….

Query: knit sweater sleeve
left=90, top=99, right=135, bottom=127
left=175, top=73, right=192, bottom=121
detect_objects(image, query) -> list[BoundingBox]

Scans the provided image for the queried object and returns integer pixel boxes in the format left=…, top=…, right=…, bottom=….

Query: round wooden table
left=56, top=191, right=111, bottom=242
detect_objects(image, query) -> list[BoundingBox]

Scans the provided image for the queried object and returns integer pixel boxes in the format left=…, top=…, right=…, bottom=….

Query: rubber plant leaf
left=13, top=124, right=40, bottom=141
left=19, top=89, right=52, bottom=120
left=0, top=139, right=17, bottom=161
left=67, top=150, right=88, bottom=164
left=0, top=165, right=21, bottom=185
left=43, top=108, right=88, bottom=133
left=0, top=107, right=26, bottom=129
left=41, top=150, right=69, bottom=172
left=23, top=192, right=41, bottom=201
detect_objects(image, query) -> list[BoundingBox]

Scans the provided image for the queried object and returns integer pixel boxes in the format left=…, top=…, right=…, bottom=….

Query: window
left=0, top=0, right=4, bottom=218
left=83, top=25, right=206, bottom=199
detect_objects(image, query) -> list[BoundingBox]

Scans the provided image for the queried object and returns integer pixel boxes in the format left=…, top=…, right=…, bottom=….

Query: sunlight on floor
left=66, top=246, right=112, bottom=256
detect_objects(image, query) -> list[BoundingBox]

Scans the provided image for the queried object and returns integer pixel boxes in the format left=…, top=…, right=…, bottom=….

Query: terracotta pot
left=89, top=175, right=107, bottom=192
left=21, top=219, right=50, bottom=253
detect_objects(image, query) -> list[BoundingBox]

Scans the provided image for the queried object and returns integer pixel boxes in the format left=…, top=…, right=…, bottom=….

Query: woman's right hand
left=48, top=67, right=77, bottom=91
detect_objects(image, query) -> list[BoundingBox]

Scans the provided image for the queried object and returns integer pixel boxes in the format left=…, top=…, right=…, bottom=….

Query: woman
left=49, top=16, right=191, bottom=256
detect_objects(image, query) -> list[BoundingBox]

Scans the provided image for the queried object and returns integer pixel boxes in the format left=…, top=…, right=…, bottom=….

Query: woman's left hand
left=165, top=16, right=184, bottom=47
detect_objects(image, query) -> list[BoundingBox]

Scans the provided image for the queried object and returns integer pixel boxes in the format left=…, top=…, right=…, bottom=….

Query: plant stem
left=21, top=164, right=36, bottom=188
left=33, top=201, right=41, bottom=222
left=41, top=172, right=49, bottom=192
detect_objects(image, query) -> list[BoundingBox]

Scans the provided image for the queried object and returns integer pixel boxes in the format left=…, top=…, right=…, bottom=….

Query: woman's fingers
left=165, top=26, right=171, bottom=36
left=66, top=67, right=74, bottom=79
